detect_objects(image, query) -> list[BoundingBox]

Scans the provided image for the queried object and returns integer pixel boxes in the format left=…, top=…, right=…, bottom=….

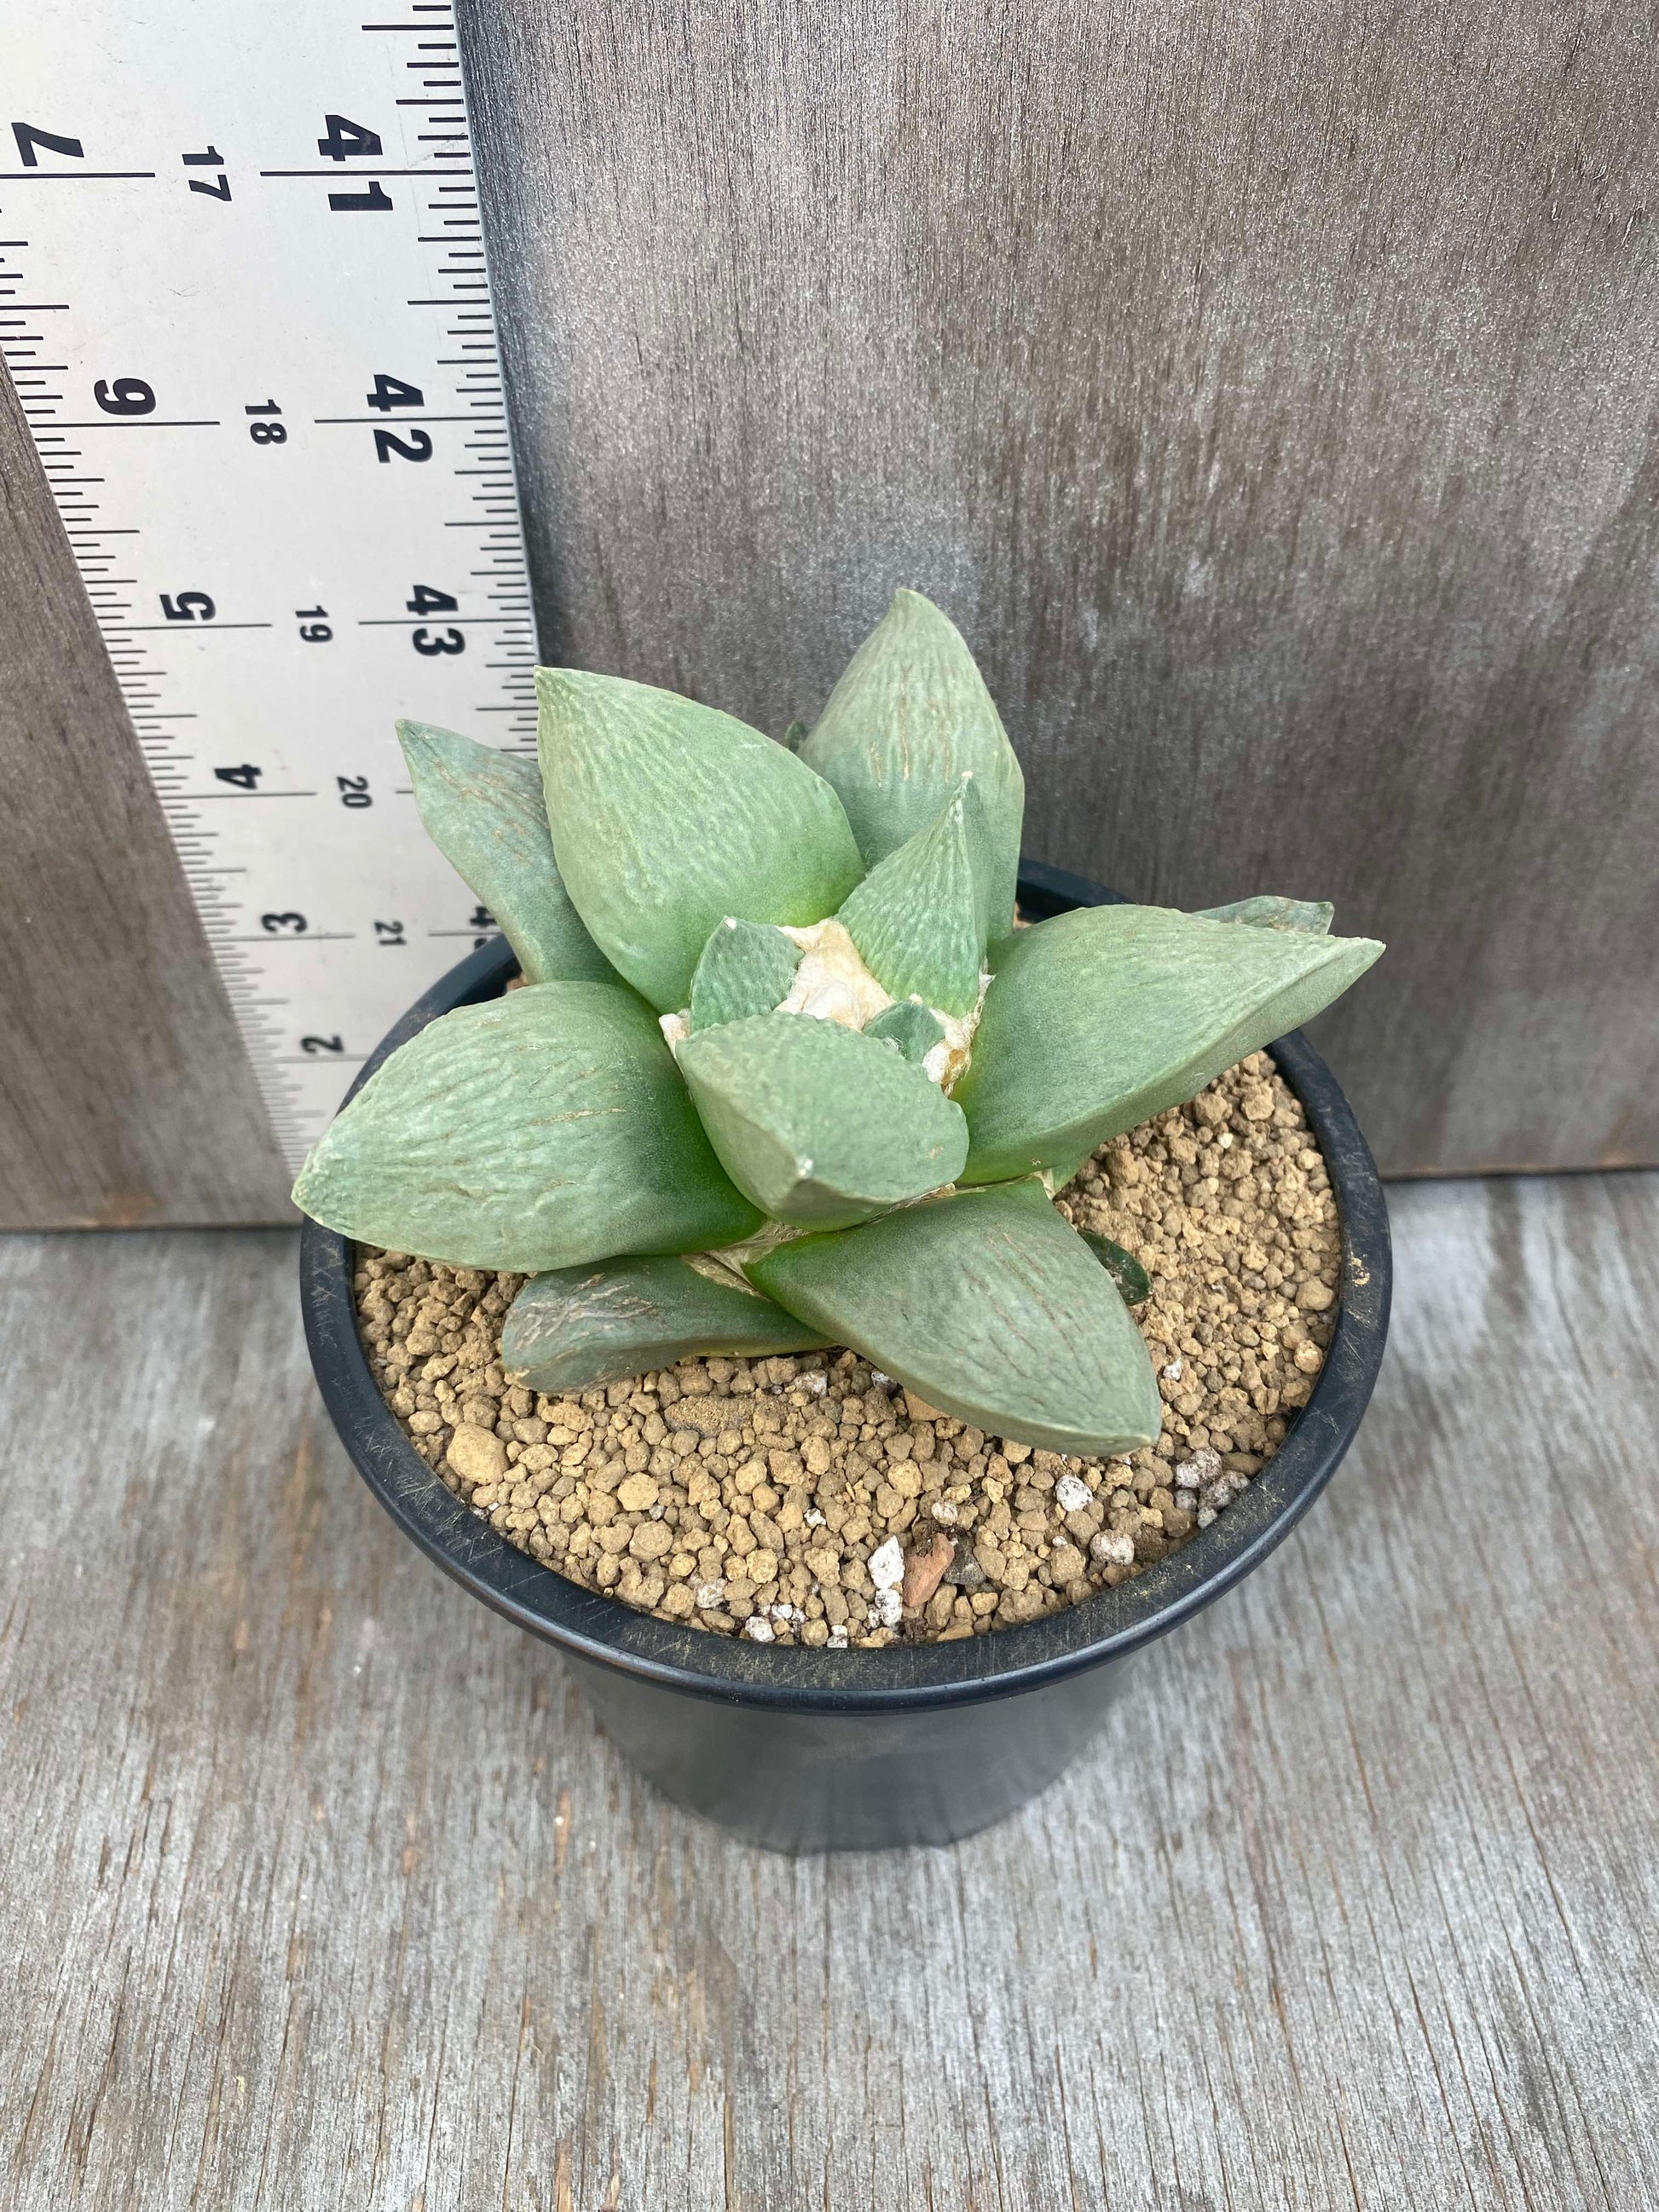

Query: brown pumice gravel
left=352, top=1050, right=1340, bottom=1649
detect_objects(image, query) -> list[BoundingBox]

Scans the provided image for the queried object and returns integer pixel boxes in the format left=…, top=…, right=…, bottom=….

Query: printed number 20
left=374, top=427, right=431, bottom=464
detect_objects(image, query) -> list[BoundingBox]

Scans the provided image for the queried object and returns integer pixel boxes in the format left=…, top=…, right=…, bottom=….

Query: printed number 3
left=412, top=627, right=465, bottom=656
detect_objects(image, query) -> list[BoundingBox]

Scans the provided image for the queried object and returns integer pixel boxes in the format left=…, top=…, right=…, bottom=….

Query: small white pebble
left=876, top=1588, right=903, bottom=1628
left=1163, top=1359, right=1183, bottom=1380
left=1196, top=1505, right=1217, bottom=1528
left=743, top=1616, right=775, bottom=1643
left=805, top=1508, right=825, bottom=1528
left=1090, top=1531, right=1136, bottom=1567
left=868, top=1535, right=905, bottom=1591
left=1055, top=1474, right=1092, bottom=1514
left=827, top=1626, right=849, bottom=1649
left=770, top=1603, right=803, bottom=1622
left=870, top=1370, right=895, bottom=1389
left=929, top=1499, right=959, bottom=1525
left=696, top=1580, right=726, bottom=1609
left=803, top=1372, right=827, bottom=1396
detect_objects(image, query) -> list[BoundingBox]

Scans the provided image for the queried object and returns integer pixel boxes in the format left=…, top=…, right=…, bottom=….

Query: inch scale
left=2, top=0, right=533, bottom=1171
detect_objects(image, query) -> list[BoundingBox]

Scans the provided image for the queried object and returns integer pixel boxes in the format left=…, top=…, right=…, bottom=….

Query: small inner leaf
left=836, top=777, right=988, bottom=1016
left=397, top=720, right=616, bottom=985
left=1079, top=1229, right=1151, bottom=1306
left=500, top=1254, right=827, bottom=1394
left=1196, top=894, right=1334, bottom=934
left=689, top=917, right=801, bottom=1032
left=864, top=1001, right=945, bottom=1064
left=676, top=1012, right=968, bottom=1229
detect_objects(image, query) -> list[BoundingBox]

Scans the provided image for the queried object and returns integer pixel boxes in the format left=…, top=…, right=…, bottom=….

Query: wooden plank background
left=3, top=0, right=1659, bottom=1222
left=3, top=1173, right=1654, bottom=2206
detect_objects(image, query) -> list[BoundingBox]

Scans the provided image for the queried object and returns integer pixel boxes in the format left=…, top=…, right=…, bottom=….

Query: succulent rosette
left=293, top=590, right=1382, bottom=1454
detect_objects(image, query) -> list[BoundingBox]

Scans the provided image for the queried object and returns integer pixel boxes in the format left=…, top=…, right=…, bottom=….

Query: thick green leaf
left=501, top=1254, right=827, bottom=1392
left=957, top=904, right=1383, bottom=1183
left=1080, top=1230, right=1151, bottom=1307
left=835, top=777, right=987, bottom=1016
left=676, top=1012, right=968, bottom=1228
left=689, top=917, right=801, bottom=1031
left=292, top=982, right=760, bottom=1270
left=864, top=1000, right=945, bottom=1064
left=397, top=721, right=617, bottom=984
left=537, top=669, right=864, bottom=1011
left=799, top=589, right=1025, bottom=934
left=1197, top=894, right=1334, bottom=934
left=749, top=1181, right=1163, bottom=1455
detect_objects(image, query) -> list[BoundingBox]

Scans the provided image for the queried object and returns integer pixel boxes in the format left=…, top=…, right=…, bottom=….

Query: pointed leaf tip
left=291, top=980, right=760, bottom=1270
left=749, top=1180, right=1162, bottom=1455
left=676, top=1011, right=968, bottom=1228
left=500, top=1255, right=827, bottom=1394
left=396, top=719, right=616, bottom=985
left=800, top=590, right=1025, bottom=933
left=536, top=668, right=864, bottom=1011
left=836, top=776, right=988, bottom=1016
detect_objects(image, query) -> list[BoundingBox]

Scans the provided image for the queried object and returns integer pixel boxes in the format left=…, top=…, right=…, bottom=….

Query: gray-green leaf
left=1079, top=1229, right=1151, bottom=1306
left=864, top=1000, right=945, bottom=1064
left=835, top=777, right=987, bottom=1016
left=397, top=720, right=617, bottom=984
left=291, top=981, right=761, bottom=1270
left=689, top=917, right=801, bottom=1032
left=676, top=1012, right=968, bottom=1229
left=749, top=1180, right=1163, bottom=1456
left=1196, top=894, right=1334, bottom=934
left=799, top=589, right=1025, bottom=936
left=537, top=668, right=864, bottom=1012
left=957, top=904, right=1383, bottom=1184
left=500, top=1254, right=828, bottom=1394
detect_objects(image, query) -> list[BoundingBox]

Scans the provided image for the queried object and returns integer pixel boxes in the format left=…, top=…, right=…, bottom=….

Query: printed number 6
left=412, top=626, right=465, bottom=656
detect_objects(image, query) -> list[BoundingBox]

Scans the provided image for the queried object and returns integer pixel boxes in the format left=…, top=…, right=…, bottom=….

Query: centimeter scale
left=2, top=0, right=534, bottom=1170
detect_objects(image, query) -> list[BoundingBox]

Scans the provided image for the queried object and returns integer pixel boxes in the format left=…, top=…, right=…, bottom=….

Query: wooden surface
left=0, top=360, right=292, bottom=1228
left=461, top=0, right=1659, bottom=1176
left=3, top=1170, right=1655, bottom=2208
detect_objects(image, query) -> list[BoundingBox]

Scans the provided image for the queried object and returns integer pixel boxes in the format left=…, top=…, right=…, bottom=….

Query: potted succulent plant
left=297, top=589, right=1390, bottom=1851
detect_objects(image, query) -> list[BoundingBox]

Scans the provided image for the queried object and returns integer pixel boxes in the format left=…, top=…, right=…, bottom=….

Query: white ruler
left=2, top=0, right=533, bottom=1171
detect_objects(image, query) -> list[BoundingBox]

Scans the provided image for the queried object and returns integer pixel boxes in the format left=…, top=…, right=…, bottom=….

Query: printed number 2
left=374, top=427, right=431, bottom=464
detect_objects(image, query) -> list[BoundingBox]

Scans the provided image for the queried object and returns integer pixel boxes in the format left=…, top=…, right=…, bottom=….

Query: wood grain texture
left=0, top=368, right=291, bottom=1228
left=460, top=0, right=1659, bottom=1174
left=3, top=1174, right=1656, bottom=2206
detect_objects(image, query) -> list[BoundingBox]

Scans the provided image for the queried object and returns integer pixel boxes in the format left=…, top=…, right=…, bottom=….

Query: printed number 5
left=373, top=427, right=431, bottom=464
left=412, top=627, right=465, bottom=656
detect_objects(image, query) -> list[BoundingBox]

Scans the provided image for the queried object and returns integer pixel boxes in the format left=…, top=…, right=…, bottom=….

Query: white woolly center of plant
left=658, top=920, right=991, bottom=1093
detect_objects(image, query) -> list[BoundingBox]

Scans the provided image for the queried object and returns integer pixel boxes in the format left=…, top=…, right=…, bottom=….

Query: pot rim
left=300, top=860, right=1391, bottom=1714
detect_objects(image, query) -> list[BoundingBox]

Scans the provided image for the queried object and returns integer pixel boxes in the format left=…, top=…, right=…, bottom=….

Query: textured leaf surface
left=500, top=1255, right=826, bottom=1393
left=864, top=1000, right=945, bottom=1064
left=749, top=1180, right=1163, bottom=1454
left=398, top=721, right=616, bottom=984
left=799, top=590, right=1025, bottom=933
left=689, top=918, right=801, bottom=1031
left=537, top=669, right=864, bottom=1011
left=1080, top=1229, right=1152, bottom=1306
left=1197, top=893, right=1334, bottom=934
left=676, top=1013, right=968, bottom=1228
left=292, top=982, right=760, bottom=1270
left=957, top=904, right=1384, bottom=1183
left=836, top=778, right=987, bottom=1015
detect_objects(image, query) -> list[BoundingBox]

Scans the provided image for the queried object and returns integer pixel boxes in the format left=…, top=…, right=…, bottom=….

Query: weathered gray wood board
left=3, top=1172, right=1655, bottom=2208
left=0, top=370, right=292, bottom=1227
left=460, top=0, right=1659, bottom=1175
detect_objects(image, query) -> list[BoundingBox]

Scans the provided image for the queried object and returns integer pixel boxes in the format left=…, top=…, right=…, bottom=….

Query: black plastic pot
left=301, top=863, right=1390, bottom=1852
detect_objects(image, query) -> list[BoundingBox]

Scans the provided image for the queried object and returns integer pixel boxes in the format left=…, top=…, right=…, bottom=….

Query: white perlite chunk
left=1090, top=1531, right=1137, bottom=1568
left=743, top=1616, right=775, bottom=1643
left=876, top=1589, right=904, bottom=1627
left=868, top=1536, right=905, bottom=1591
left=1175, top=1447, right=1223, bottom=1491
left=1055, top=1473, right=1093, bottom=1513
left=696, top=1580, right=727, bottom=1609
